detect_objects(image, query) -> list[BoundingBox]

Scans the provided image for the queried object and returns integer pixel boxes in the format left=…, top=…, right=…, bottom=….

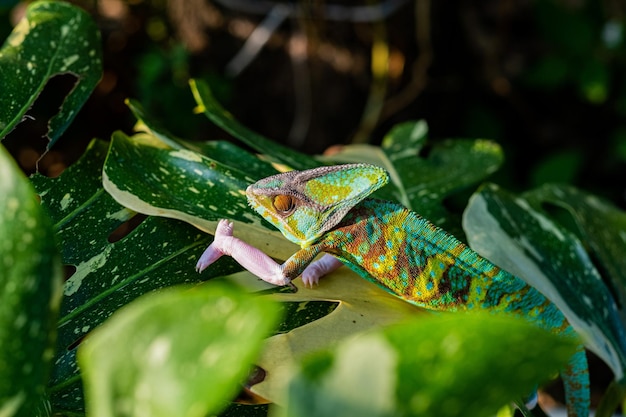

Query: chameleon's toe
left=301, top=274, right=320, bottom=288
left=196, top=244, right=223, bottom=272
left=215, top=219, right=234, bottom=237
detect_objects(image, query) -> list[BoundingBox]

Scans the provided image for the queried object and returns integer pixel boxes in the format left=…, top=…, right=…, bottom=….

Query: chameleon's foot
left=301, top=269, right=321, bottom=288
left=214, top=218, right=234, bottom=237
left=301, top=254, right=343, bottom=288
left=196, top=219, right=234, bottom=272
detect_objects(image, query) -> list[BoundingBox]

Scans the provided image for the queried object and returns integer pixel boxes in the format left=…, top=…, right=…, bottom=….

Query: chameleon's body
left=196, top=164, right=589, bottom=417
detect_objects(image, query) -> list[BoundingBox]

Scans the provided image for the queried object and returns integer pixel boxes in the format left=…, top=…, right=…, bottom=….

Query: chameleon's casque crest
left=246, top=164, right=388, bottom=246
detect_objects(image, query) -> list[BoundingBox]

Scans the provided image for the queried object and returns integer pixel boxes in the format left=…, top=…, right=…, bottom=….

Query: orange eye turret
left=273, top=195, right=296, bottom=215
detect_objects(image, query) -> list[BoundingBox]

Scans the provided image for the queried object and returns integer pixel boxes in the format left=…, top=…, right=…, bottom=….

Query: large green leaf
left=78, top=282, right=282, bottom=417
left=322, top=120, right=504, bottom=234
left=0, top=144, right=62, bottom=416
left=102, top=130, right=295, bottom=261
left=31, top=140, right=243, bottom=413
left=247, top=269, right=421, bottom=404
left=274, top=313, right=577, bottom=417
left=463, top=183, right=626, bottom=380
left=0, top=1, right=102, bottom=144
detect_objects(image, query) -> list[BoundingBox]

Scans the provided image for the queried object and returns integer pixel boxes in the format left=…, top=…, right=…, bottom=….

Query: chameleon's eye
left=273, top=195, right=296, bottom=215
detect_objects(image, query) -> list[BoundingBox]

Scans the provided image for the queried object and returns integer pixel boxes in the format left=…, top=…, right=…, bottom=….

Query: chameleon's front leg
left=196, top=219, right=327, bottom=288
left=196, top=219, right=290, bottom=285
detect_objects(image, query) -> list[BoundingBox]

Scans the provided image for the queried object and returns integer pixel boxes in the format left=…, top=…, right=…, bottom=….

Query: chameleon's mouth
left=245, top=185, right=261, bottom=209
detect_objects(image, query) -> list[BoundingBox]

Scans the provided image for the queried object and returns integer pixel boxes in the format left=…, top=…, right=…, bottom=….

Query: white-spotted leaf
left=102, top=130, right=296, bottom=261
left=524, top=184, right=626, bottom=324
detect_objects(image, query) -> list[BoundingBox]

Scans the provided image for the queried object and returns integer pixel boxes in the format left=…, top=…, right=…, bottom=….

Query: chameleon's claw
left=301, top=274, right=320, bottom=288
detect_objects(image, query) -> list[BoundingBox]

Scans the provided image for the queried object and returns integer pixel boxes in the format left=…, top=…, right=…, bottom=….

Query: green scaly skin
left=196, top=163, right=590, bottom=416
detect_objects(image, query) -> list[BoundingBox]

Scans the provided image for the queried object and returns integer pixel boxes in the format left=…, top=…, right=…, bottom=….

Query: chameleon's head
left=246, top=164, right=389, bottom=247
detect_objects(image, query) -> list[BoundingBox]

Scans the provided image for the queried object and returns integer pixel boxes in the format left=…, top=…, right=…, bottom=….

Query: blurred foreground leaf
left=0, top=144, right=62, bottom=416
left=275, top=313, right=576, bottom=417
left=78, top=282, right=281, bottom=417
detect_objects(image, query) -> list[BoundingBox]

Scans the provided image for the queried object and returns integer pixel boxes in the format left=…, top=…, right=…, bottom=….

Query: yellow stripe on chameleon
left=409, top=256, right=445, bottom=302
left=467, top=277, right=487, bottom=309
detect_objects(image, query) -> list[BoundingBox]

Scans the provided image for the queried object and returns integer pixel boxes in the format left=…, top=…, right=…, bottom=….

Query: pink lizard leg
left=195, top=220, right=231, bottom=271
left=301, top=254, right=343, bottom=287
left=196, top=219, right=292, bottom=286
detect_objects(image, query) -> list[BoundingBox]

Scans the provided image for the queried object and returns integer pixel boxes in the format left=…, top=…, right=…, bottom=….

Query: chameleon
left=195, top=163, right=589, bottom=417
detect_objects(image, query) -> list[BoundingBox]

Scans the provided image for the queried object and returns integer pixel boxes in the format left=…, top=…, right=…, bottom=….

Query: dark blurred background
left=1, top=0, right=625, bottom=208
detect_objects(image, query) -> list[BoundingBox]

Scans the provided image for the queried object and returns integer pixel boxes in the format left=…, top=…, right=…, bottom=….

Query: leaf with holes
left=463, top=183, right=626, bottom=381
left=0, top=144, right=62, bottom=415
left=30, top=140, right=243, bottom=413
left=0, top=1, right=102, bottom=145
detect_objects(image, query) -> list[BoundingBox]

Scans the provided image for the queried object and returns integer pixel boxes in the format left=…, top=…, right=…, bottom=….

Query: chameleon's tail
left=562, top=344, right=590, bottom=417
